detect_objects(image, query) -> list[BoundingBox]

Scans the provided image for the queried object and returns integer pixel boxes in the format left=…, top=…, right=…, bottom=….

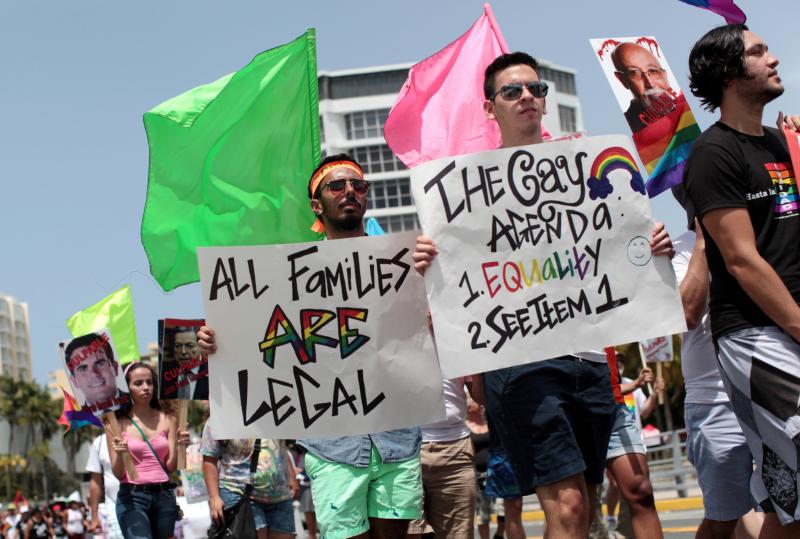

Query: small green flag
left=141, top=29, right=322, bottom=291
left=66, top=285, right=139, bottom=365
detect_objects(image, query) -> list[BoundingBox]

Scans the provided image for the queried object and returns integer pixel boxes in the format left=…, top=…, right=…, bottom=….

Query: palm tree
left=18, top=380, right=41, bottom=460
left=24, top=386, right=61, bottom=498
left=61, top=416, right=98, bottom=477
left=0, top=376, right=29, bottom=499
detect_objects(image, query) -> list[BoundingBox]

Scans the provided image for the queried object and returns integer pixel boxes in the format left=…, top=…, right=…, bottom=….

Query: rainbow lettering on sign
left=587, top=146, right=646, bottom=198
left=259, top=306, right=371, bottom=367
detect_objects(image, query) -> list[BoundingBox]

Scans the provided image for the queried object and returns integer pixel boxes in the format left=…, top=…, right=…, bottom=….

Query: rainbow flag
left=632, top=94, right=701, bottom=197
left=57, top=387, right=102, bottom=434
left=677, top=0, right=746, bottom=24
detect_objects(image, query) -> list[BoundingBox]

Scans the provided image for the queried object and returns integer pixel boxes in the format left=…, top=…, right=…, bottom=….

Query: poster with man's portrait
left=158, top=319, right=209, bottom=400
left=62, top=329, right=130, bottom=416
left=591, top=36, right=684, bottom=133
left=590, top=36, right=701, bottom=197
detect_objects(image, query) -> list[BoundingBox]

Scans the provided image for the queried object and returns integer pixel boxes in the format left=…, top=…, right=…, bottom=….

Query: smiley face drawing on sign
left=627, top=236, right=652, bottom=266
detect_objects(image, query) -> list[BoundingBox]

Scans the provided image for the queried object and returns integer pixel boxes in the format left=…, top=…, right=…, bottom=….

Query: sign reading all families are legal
left=198, top=232, right=446, bottom=439
left=410, top=135, right=686, bottom=378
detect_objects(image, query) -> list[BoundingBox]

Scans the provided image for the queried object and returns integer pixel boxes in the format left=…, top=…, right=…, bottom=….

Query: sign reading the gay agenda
left=410, top=135, right=686, bottom=378
left=198, top=232, right=445, bottom=439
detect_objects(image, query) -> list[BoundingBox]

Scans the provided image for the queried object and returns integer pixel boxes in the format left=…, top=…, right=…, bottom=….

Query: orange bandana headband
left=309, top=161, right=365, bottom=233
left=308, top=161, right=364, bottom=199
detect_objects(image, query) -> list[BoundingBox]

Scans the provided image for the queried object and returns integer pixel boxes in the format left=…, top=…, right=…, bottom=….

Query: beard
left=334, top=212, right=364, bottom=231
left=322, top=195, right=365, bottom=232
left=740, top=71, right=785, bottom=106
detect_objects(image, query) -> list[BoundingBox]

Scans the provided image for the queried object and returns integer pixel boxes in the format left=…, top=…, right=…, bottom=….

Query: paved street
left=517, top=508, right=703, bottom=538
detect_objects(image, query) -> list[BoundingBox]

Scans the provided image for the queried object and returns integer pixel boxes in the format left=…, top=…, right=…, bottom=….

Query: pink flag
left=384, top=4, right=510, bottom=167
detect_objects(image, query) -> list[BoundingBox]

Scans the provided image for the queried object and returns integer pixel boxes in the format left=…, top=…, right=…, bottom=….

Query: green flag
left=142, top=29, right=322, bottom=291
left=66, top=285, right=139, bottom=365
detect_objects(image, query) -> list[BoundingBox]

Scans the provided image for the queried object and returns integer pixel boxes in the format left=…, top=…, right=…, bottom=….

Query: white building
left=0, top=292, right=32, bottom=382
left=318, top=60, right=584, bottom=233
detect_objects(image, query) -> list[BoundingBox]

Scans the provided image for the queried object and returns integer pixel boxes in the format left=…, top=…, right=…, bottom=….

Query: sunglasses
left=321, top=178, right=370, bottom=195
left=490, top=81, right=549, bottom=101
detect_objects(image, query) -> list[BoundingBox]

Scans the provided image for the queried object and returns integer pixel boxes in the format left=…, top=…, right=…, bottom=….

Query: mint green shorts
left=305, top=445, right=422, bottom=539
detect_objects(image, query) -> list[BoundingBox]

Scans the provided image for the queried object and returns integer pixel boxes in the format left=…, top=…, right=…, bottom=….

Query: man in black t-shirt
left=685, top=23, right=800, bottom=533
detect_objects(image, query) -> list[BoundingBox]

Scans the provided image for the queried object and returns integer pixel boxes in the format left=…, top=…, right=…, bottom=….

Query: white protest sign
left=198, top=232, right=446, bottom=439
left=639, top=336, right=674, bottom=363
left=410, top=135, right=686, bottom=378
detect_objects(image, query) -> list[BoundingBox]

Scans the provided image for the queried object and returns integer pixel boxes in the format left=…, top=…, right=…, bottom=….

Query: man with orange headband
left=199, top=154, right=423, bottom=539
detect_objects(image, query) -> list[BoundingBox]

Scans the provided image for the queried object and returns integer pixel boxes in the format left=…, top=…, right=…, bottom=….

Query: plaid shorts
left=717, top=326, right=800, bottom=524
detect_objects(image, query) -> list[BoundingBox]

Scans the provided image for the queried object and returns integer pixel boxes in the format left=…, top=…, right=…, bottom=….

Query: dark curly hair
left=483, top=52, right=540, bottom=100
left=688, top=24, right=749, bottom=112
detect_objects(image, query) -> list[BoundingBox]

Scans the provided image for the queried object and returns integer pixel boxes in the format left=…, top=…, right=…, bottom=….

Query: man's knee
left=552, top=488, right=590, bottom=526
left=625, top=475, right=655, bottom=508
left=368, top=517, right=409, bottom=539
left=698, top=517, right=737, bottom=539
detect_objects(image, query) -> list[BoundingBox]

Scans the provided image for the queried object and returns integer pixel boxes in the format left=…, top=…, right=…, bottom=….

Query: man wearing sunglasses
left=611, top=42, right=676, bottom=132
left=414, top=52, right=672, bottom=539
left=199, top=154, right=423, bottom=539
left=307, top=155, right=371, bottom=236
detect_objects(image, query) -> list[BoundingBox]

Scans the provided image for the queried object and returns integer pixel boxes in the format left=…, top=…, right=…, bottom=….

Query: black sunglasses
left=322, top=178, right=370, bottom=195
left=490, top=81, right=549, bottom=101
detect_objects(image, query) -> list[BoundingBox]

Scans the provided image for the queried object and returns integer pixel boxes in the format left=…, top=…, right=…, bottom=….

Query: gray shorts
left=606, top=404, right=646, bottom=460
left=298, top=485, right=314, bottom=513
left=685, top=401, right=755, bottom=521
left=717, top=326, right=800, bottom=524
left=475, top=487, right=494, bottom=526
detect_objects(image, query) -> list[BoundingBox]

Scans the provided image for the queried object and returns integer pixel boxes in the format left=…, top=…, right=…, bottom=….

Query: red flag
left=13, top=490, right=28, bottom=510
left=784, top=125, right=800, bottom=179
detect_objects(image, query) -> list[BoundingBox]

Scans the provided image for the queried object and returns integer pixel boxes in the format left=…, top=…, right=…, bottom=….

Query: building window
left=346, top=109, right=390, bottom=140
left=352, top=145, right=406, bottom=174
left=325, top=70, right=409, bottom=99
left=558, top=105, right=577, bottom=133
left=539, top=67, right=576, bottom=95
left=367, top=178, right=413, bottom=210
left=375, top=213, right=420, bottom=233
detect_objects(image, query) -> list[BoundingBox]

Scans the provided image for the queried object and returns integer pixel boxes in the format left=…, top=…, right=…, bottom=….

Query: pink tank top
left=122, top=429, right=170, bottom=484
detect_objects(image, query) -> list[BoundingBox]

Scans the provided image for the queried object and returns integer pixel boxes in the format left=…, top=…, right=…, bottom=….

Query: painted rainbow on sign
left=589, top=146, right=646, bottom=196
left=591, top=147, right=641, bottom=179
left=633, top=95, right=701, bottom=197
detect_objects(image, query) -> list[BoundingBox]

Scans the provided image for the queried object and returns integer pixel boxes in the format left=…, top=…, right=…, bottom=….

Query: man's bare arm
left=88, top=472, right=104, bottom=532
left=702, top=207, right=800, bottom=340
left=679, top=224, right=709, bottom=330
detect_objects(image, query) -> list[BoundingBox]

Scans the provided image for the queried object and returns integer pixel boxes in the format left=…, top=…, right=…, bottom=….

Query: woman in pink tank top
left=104, top=362, right=189, bottom=539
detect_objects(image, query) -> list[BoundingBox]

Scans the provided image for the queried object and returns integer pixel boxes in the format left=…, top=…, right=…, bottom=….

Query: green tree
left=24, top=386, right=61, bottom=498
left=0, top=376, right=29, bottom=499
left=62, top=419, right=98, bottom=477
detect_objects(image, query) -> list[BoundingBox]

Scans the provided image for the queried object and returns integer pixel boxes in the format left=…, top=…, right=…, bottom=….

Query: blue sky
left=1, top=0, right=797, bottom=385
